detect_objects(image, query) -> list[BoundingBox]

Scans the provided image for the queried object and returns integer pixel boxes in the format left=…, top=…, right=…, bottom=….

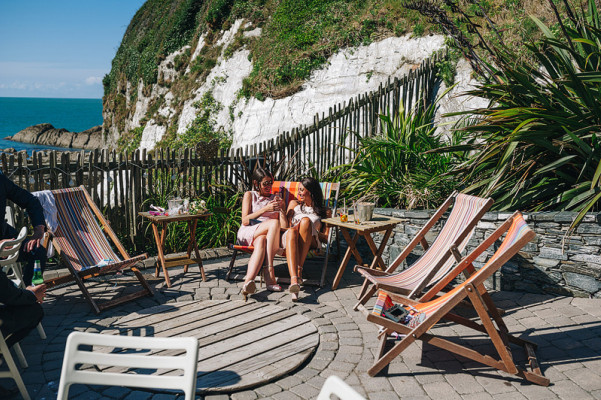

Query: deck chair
left=57, top=331, right=198, bottom=400
left=366, top=212, right=550, bottom=386
left=354, top=192, right=493, bottom=310
left=44, top=186, right=153, bottom=314
left=226, top=180, right=340, bottom=287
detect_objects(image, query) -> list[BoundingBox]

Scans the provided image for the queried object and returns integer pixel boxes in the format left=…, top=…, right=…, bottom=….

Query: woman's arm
left=285, top=200, right=299, bottom=227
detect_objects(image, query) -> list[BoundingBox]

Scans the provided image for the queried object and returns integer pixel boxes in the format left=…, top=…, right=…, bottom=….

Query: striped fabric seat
left=364, top=212, right=549, bottom=386
left=355, top=193, right=493, bottom=308
left=48, top=186, right=152, bottom=314
left=226, top=180, right=340, bottom=287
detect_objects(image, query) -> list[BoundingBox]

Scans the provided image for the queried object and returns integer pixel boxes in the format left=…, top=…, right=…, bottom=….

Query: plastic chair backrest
left=317, top=375, right=365, bottom=400
left=0, top=226, right=27, bottom=267
left=57, top=331, right=199, bottom=400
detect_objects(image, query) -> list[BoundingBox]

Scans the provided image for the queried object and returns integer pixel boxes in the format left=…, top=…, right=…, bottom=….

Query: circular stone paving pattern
left=60, top=300, right=319, bottom=394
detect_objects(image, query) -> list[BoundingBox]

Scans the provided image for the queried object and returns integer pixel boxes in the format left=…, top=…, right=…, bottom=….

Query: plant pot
left=357, top=202, right=375, bottom=222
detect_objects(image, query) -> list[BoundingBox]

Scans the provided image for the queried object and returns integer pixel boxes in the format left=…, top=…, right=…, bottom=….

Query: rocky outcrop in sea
left=7, top=123, right=104, bottom=150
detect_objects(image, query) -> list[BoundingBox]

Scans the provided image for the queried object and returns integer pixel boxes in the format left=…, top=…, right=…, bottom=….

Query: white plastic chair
left=0, top=226, right=32, bottom=371
left=0, top=330, right=31, bottom=400
left=3, top=206, right=46, bottom=340
left=57, top=331, right=199, bottom=400
left=317, top=375, right=365, bottom=400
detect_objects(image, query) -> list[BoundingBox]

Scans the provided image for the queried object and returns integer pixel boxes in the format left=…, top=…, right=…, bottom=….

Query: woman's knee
left=299, top=217, right=312, bottom=231
left=268, top=218, right=280, bottom=231
left=254, top=235, right=267, bottom=249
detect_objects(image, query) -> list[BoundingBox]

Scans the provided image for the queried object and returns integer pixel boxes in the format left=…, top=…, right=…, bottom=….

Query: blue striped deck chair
left=366, top=212, right=550, bottom=386
left=46, top=186, right=153, bottom=314
left=226, top=181, right=340, bottom=287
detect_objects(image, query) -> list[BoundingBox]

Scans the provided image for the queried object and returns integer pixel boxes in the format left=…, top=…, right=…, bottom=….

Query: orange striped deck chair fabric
left=49, top=186, right=152, bottom=314
left=366, top=212, right=549, bottom=386
left=227, top=181, right=340, bottom=286
left=355, top=192, right=493, bottom=307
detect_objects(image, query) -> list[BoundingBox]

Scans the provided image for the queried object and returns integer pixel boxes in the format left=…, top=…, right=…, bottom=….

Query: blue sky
left=0, top=0, right=146, bottom=99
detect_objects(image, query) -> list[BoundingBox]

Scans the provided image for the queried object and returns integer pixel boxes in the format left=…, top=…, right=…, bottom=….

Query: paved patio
left=8, top=251, right=601, bottom=399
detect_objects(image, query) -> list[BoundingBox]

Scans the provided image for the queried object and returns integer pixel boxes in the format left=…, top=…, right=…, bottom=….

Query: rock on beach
left=9, top=123, right=104, bottom=150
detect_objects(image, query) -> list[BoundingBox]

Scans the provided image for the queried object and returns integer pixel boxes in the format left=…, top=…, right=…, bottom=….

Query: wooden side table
left=139, top=212, right=212, bottom=287
left=323, top=214, right=405, bottom=290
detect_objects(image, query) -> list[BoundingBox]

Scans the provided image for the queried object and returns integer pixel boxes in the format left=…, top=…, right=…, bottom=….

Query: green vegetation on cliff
left=103, top=0, right=564, bottom=151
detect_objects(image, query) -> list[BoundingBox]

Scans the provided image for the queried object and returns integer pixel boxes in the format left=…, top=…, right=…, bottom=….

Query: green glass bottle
left=32, top=260, right=44, bottom=286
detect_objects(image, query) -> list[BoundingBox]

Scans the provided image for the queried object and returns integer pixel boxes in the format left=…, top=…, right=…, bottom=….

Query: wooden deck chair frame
left=365, top=212, right=549, bottom=386
left=44, top=186, right=153, bottom=314
left=57, top=331, right=199, bottom=400
left=354, top=192, right=493, bottom=310
left=226, top=181, right=340, bottom=287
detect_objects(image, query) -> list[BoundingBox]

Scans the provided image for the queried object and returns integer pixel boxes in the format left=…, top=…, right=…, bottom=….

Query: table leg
left=332, top=228, right=363, bottom=290
left=364, top=227, right=393, bottom=271
left=153, top=222, right=172, bottom=288
left=189, top=219, right=206, bottom=281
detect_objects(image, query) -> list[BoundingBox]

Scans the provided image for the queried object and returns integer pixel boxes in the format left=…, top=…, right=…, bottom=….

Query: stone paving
left=6, top=250, right=601, bottom=399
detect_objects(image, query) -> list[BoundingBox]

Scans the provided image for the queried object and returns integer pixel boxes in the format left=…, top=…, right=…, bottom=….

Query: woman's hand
left=262, top=199, right=281, bottom=213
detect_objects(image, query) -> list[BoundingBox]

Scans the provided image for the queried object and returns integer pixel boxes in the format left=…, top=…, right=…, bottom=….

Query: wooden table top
left=138, top=211, right=212, bottom=223
left=97, top=300, right=318, bottom=394
left=323, top=214, right=406, bottom=232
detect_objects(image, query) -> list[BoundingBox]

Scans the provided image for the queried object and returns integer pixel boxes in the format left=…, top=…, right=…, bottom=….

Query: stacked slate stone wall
left=356, top=209, right=601, bottom=298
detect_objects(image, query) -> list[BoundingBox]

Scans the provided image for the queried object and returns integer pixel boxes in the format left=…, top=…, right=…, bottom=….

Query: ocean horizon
left=0, top=97, right=103, bottom=154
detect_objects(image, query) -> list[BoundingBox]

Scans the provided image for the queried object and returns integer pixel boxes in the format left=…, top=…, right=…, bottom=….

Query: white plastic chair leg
left=0, top=332, right=31, bottom=400
left=12, top=342, right=28, bottom=369
left=36, top=323, right=47, bottom=340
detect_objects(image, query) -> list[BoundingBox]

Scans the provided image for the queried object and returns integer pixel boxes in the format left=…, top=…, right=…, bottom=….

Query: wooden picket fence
left=1, top=52, right=442, bottom=247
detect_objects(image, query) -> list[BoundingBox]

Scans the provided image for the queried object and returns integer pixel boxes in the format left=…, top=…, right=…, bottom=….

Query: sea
left=0, top=97, right=103, bottom=154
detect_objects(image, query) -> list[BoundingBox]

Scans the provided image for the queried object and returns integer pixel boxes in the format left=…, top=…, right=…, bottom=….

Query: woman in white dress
left=281, top=177, right=330, bottom=301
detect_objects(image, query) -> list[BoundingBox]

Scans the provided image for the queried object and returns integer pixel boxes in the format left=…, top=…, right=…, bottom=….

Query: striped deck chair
left=45, top=186, right=153, bottom=314
left=367, top=212, right=549, bottom=386
left=226, top=180, right=340, bottom=287
left=354, top=192, right=493, bottom=310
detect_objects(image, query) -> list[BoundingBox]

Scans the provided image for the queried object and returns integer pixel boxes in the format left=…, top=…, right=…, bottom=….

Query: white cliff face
left=118, top=18, right=486, bottom=152
left=231, top=34, right=447, bottom=148
left=435, top=58, right=489, bottom=136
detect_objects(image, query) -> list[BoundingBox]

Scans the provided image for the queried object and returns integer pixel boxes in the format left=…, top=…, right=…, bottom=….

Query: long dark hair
left=252, top=166, right=273, bottom=192
left=301, top=177, right=327, bottom=219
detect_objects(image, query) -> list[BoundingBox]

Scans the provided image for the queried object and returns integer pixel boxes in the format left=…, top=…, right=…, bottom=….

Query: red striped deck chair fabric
left=47, top=186, right=153, bottom=314
left=226, top=181, right=340, bottom=287
left=355, top=192, right=493, bottom=309
left=366, top=212, right=549, bottom=386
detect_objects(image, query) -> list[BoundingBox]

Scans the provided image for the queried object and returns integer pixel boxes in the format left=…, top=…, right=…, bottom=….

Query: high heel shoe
left=291, top=291, right=299, bottom=302
left=265, top=266, right=282, bottom=292
left=242, top=280, right=256, bottom=301
left=289, top=276, right=300, bottom=294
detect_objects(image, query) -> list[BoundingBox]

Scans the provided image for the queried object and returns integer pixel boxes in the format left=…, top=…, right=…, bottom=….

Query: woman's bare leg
left=285, top=228, right=300, bottom=279
left=244, top=235, right=266, bottom=283
left=297, top=217, right=314, bottom=280
left=253, top=219, right=281, bottom=287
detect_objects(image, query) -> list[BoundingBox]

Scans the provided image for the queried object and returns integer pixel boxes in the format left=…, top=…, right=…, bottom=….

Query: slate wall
left=357, top=209, right=601, bottom=298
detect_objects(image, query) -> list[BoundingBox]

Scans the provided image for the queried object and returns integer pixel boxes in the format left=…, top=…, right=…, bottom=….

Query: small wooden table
left=139, top=212, right=212, bottom=287
left=323, top=214, right=405, bottom=290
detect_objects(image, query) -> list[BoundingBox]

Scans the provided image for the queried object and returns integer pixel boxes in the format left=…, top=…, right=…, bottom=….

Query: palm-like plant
left=334, top=92, right=466, bottom=209
left=424, top=0, right=601, bottom=230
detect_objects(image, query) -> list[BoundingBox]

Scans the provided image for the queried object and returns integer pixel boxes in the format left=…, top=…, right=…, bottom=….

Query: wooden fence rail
left=1, top=52, right=442, bottom=248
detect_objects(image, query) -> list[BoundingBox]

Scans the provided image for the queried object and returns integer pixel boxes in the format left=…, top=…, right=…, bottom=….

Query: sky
left=0, top=0, right=146, bottom=99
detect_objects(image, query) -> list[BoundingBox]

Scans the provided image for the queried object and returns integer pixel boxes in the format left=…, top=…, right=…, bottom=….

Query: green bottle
left=32, top=260, right=44, bottom=286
